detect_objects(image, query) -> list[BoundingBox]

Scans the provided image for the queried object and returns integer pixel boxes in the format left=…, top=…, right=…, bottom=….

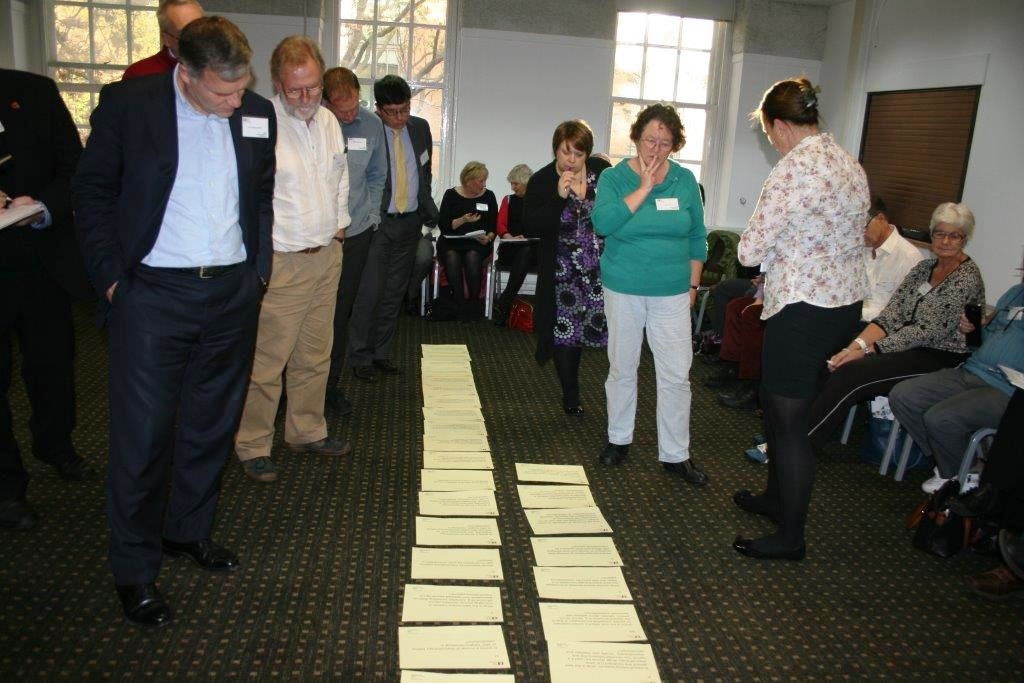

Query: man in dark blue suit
left=0, top=69, right=95, bottom=531
left=73, top=16, right=276, bottom=627
left=346, top=75, right=439, bottom=381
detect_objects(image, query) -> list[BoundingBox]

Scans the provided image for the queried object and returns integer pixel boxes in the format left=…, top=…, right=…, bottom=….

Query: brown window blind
left=858, top=86, right=980, bottom=232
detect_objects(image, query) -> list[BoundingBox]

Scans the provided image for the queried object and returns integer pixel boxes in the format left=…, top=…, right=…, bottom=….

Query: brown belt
left=279, top=246, right=324, bottom=255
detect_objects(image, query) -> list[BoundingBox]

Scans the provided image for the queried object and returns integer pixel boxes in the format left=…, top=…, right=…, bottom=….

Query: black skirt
left=761, top=300, right=862, bottom=399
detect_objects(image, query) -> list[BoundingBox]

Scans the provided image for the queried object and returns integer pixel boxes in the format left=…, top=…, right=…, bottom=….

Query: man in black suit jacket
left=73, top=17, right=275, bottom=628
left=0, top=68, right=95, bottom=532
left=346, top=75, right=438, bottom=381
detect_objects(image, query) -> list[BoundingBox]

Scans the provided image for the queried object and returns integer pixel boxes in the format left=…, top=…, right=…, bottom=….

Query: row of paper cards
left=400, top=345, right=661, bottom=682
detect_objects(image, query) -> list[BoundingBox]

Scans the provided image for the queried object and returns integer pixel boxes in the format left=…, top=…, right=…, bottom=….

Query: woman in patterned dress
left=733, top=77, right=871, bottom=561
left=524, top=120, right=610, bottom=415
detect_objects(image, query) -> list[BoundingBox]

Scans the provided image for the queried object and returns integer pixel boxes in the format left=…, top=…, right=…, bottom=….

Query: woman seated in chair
left=438, top=161, right=498, bottom=321
left=808, top=202, right=986, bottom=446
left=493, top=163, right=536, bottom=325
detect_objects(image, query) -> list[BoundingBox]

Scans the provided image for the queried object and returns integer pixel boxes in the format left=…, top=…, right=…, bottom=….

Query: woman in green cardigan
left=591, top=104, right=708, bottom=485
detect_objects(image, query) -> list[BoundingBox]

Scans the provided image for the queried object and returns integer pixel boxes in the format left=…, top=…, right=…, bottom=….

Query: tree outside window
left=338, top=0, right=448, bottom=183
left=49, top=0, right=161, bottom=138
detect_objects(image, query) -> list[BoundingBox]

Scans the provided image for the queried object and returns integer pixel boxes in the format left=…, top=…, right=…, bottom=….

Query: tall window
left=609, top=13, right=724, bottom=185
left=337, top=0, right=449, bottom=182
left=47, top=1, right=161, bottom=137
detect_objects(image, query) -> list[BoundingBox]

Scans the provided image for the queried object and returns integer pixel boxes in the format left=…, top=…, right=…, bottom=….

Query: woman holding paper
left=524, top=120, right=610, bottom=415
left=591, top=104, right=708, bottom=486
left=437, top=161, right=498, bottom=321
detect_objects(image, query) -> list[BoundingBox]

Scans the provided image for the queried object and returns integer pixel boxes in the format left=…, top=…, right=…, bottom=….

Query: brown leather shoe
left=964, top=565, right=1024, bottom=601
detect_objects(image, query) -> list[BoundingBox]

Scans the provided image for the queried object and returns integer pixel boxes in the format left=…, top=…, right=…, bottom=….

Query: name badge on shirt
left=242, top=116, right=269, bottom=139
left=348, top=137, right=367, bottom=151
left=655, top=197, right=680, bottom=211
left=476, top=203, right=489, bottom=212
left=917, top=282, right=933, bottom=296
left=420, top=150, right=430, bottom=166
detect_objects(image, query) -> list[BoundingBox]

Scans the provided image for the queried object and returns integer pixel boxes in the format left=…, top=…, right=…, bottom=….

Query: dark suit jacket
left=381, top=114, right=439, bottom=227
left=0, top=69, right=92, bottom=300
left=72, top=72, right=276, bottom=301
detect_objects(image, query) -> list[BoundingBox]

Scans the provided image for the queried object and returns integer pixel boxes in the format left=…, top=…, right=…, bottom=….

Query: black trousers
left=0, top=269, right=77, bottom=500
left=329, top=229, right=372, bottom=382
left=349, top=213, right=421, bottom=366
left=982, top=389, right=1024, bottom=532
left=495, top=242, right=538, bottom=312
left=106, top=265, right=260, bottom=585
left=807, top=346, right=968, bottom=444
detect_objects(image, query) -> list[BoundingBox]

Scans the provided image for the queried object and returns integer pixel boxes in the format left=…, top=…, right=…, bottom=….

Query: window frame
left=607, top=13, right=729, bottom=219
left=44, top=0, right=162, bottom=136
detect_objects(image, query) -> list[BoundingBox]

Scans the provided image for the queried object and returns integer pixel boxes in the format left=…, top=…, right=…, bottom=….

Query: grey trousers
left=347, top=212, right=422, bottom=366
left=889, top=367, right=1010, bottom=477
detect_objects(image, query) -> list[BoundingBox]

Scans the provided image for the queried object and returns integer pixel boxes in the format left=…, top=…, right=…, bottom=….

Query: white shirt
left=270, top=96, right=351, bottom=252
left=862, top=227, right=925, bottom=321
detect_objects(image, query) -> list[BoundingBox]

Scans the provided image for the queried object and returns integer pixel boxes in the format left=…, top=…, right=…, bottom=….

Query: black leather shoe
left=732, top=489, right=781, bottom=524
left=326, top=388, right=354, bottom=417
left=162, top=538, right=240, bottom=572
left=662, top=459, right=709, bottom=486
left=718, top=383, right=758, bottom=410
left=599, top=442, right=629, bottom=466
left=53, top=458, right=98, bottom=482
left=287, top=437, right=353, bottom=456
left=733, top=535, right=806, bottom=561
left=0, top=498, right=37, bottom=530
left=352, top=365, right=376, bottom=382
left=563, top=404, right=584, bottom=417
left=372, top=359, right=400, bottom=375
left=702, top=364, right=737, bottom=388
left=116, top=583, right=173, bottom=627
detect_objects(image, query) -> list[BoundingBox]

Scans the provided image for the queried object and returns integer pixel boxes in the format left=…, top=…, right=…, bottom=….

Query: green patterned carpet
left=1, top=303, right=1022, bottom=680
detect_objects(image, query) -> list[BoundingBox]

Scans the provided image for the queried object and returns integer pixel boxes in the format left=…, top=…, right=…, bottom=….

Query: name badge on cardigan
left=476, top=203, right=489, bottom=212
left=656, top=197, right=679, bottom=211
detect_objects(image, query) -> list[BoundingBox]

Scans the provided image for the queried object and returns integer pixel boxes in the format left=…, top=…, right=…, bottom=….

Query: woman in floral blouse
left=733, top=77, right=870, bottom=561
left=808, top=202, right=984, bottom=443
left=523, top=120, right=610, bottom=415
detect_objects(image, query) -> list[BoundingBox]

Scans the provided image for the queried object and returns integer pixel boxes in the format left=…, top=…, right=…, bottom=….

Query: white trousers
left=604, top=288, right=693, bottom=463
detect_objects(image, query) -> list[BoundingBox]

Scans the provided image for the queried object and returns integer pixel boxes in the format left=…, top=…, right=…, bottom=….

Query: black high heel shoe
left=732, top=535, right=805, bottom=561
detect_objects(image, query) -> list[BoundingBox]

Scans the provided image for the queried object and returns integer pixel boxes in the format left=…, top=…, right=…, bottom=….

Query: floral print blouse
left=739, top=133, right=871, bottom=319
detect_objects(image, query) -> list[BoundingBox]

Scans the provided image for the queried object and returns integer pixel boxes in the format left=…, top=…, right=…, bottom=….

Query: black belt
left=154, top=263, right=242, bottom=279
left=385, top=210, right=418, bottom=218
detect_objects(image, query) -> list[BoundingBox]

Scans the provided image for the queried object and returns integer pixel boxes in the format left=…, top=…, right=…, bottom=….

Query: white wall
left=452, top=28, right=614, bottom=199
left=713, top=53, right=820, bottom=230
left=821, top=0, right=1024, bottom=298
left=221, top=12, right=313, bottom=99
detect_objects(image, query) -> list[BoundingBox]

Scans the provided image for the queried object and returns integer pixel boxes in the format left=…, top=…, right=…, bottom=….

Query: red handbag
left=507, top=298, right=534, bottom=332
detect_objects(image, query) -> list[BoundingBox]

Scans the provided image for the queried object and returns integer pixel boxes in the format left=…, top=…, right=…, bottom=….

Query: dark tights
left=552, top=345, right=582, bottom=409
left=744, top=386, right=815, bottom=552
left=442, top=248, right=484, bottom=319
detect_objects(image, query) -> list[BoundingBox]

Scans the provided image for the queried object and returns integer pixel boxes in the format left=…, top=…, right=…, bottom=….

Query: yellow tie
left=393, top=129, right=408, bottom=213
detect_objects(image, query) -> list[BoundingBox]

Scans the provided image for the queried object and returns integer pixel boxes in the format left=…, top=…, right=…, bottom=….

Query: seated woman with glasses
left=807, top=201, right=986, bottom=445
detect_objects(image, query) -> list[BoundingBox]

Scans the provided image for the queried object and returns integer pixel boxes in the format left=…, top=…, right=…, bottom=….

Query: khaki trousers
left=236, top=243, right=342, bottom=461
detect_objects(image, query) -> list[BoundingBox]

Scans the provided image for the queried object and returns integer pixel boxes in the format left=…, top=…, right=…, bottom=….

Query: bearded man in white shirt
left=235, top=36, right=352, bottom=483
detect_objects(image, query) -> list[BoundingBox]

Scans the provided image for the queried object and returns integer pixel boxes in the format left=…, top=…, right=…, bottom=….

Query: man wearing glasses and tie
left=347, top=75, right=438, bottom=381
